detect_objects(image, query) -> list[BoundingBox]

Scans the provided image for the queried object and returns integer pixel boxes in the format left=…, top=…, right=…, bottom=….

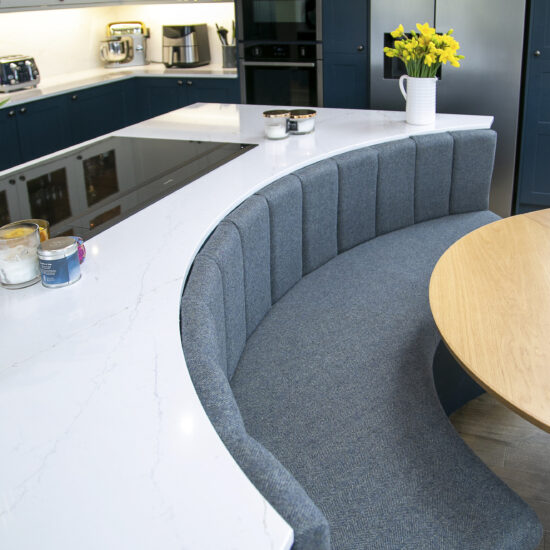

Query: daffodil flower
left=416, top=22, right=435, bottom=36
left=391, top=24, right=404, bottom=38
left=384, top=23, right=463, bottom=77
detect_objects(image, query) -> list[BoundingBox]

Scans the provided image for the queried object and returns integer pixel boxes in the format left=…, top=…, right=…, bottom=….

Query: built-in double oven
left=236, top=0, right=323, bottom=107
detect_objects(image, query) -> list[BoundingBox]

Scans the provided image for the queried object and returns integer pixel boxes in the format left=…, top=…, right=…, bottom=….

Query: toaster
left=0, top=55, right=40, bottom=92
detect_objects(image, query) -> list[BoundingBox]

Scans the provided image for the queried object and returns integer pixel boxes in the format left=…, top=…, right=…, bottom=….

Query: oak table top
left=430, top=209, right=550, bottom=433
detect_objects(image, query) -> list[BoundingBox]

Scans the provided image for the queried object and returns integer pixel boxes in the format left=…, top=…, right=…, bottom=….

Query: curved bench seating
left=180, top=130, right=542, bottom=549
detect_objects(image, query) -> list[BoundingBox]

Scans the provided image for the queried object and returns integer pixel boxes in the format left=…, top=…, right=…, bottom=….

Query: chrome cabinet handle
left=8, top=110, right=15, bottom=117
left=534, top=50, right=541, bottom=56
left=177, top=80, right=183, bottom=86
left=186, top=80, right=193, bottom=86
left=19, top=107, right=27, bottom=114
left=72, top=94, right=78, bottom=100
left=357, top=45, right=365, bottom=52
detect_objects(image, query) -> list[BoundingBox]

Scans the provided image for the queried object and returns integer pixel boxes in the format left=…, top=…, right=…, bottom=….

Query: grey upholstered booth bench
left=180, top=130, right=542, bottom=550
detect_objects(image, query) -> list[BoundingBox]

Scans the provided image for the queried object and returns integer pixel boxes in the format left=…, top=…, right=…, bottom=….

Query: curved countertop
left=0, top=104, right=493, bottom=549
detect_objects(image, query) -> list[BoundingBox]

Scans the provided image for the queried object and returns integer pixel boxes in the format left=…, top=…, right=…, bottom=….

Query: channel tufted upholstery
left=180, top=130, right=542, bottom=550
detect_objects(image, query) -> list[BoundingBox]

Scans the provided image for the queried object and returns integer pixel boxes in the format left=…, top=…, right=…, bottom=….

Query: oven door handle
left=243, top=61, right=316, bottom=68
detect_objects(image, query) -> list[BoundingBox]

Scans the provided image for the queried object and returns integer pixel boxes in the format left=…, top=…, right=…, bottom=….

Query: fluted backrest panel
left=226, top=195, right=272, bottom=340
left=412, top=133, right=454, bottom=223
left=295, top=159, right=339, bottom=276
left=199, top=222, right=246, bottom=380
left=256, top=174, right=303, bottom=304
left=181, top=255, right=228, bottom=378
left=449, top=130, right=496, bottom=214
left=335, top=147, right=378, bottom=253
left=373, top=138, right=417, bottom=235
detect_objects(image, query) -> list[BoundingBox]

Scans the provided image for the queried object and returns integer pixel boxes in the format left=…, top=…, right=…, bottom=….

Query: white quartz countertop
left=0, top=104, right=493, bottom=550
left=0, top=62, right=237, bottom=107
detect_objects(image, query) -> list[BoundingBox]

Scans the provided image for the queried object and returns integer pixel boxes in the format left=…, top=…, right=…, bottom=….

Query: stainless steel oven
left=236, top=0, right=321, bottom=42
left=239, top=43, right=323, bottom=106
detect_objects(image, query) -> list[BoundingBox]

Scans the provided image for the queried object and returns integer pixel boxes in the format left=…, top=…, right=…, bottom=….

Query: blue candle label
left=39, top=252, right=80, bottom=287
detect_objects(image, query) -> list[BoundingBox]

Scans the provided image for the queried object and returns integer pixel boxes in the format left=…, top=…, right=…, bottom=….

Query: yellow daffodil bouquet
left=384, top=22, right=464, bottom=78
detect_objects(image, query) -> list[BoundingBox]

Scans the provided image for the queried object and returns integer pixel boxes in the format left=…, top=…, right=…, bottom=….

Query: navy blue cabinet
left=187, top=78, right=240, bottom=104
left=322, top=0, right=368, bottom=108
left=0, top=108, right=22, bottom=171
left=68, top=80, right=136, bottom=145
left=0, top=76, right=241, bottom=173
left=0, top=95, right=71, bottom=172
left=136, top=77, right=184, bottom=120
left=516, top=0, right=550, bottom=213
left=136, top=77, right=240, bottom=120
left=323, top=53, right=368, bottom=109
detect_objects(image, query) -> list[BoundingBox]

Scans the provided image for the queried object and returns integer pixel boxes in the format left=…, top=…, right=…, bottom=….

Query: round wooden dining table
left=429, top=209, right=550, bottom=433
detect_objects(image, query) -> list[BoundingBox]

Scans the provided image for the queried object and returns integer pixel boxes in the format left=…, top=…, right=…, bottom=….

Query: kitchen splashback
left=112, top=4, right=235, bottom=66
left=0, top=3, right=235, bottom=79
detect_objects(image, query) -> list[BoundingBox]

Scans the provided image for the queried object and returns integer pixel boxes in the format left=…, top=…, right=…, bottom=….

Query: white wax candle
left=0, top=245, right=39, bottom=286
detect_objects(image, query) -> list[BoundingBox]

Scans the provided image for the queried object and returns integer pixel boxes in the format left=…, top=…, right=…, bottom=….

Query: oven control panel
left=244, top=43, right=318, bottom=62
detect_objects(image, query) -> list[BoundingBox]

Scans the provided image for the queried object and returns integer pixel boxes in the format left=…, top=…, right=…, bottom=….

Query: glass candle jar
left=3, top=219, right=50, bottom=242
left=263, top=110, right=290, bottom=140
left=0, top=222, right=41, bottom=289
left=288, top=109, right=317, bottom=134
left=38, top=236, right=81, bottom=289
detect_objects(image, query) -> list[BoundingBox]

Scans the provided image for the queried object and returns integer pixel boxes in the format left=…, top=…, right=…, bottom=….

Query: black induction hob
left=1, top=137, right=256, bottom=240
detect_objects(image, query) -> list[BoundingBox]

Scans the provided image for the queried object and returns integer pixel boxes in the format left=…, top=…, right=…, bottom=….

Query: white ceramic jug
left=399, top=75, right=437, bottom=125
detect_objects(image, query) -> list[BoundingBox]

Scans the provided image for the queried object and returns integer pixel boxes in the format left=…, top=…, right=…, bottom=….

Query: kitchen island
left=0, top=104, right=493, bottom=550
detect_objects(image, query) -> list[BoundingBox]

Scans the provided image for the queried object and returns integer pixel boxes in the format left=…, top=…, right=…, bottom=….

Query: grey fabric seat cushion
left=231, top=211, right=541, bottom=550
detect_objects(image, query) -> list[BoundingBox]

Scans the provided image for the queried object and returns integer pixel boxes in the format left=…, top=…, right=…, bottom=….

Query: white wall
left=111, top=3, right=236, bottom=66
left=0, top=6, right=116, bottom=77
left=0, top=2, right=235, bottom=79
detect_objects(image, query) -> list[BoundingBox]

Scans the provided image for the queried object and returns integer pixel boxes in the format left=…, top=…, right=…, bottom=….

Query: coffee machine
left=100, top=21, right=150, bottom=68
left=162, top=25, right=211, bottom=68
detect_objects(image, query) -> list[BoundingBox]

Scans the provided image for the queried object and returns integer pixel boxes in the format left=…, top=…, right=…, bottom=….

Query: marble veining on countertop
left=0, top=62, right=237, bottom=107
left=0, top=104, right=493, bottom=549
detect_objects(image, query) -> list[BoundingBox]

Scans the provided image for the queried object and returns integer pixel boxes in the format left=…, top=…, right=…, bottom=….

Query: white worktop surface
left=0, top=104, right=493, bottom=550
left=0, top=62, right=237, bottom=107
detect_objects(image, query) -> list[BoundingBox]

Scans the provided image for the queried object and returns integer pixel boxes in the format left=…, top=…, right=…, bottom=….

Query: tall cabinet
left=322, top=0, right=368, bottom=109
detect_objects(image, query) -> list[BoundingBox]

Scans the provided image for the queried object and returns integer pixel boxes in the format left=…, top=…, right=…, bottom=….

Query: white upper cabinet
left=0, top=0, right=111, bottom=8
left=0, top=0, right=231, bottom=9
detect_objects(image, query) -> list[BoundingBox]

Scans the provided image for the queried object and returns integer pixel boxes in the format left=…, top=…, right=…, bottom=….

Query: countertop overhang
left=0, top=104, right=493, bottom=550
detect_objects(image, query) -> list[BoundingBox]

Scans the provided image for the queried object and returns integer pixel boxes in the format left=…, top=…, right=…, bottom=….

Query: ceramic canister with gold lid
left=288, top=109, right=317, bottom=134
left=263, top=109, right=291, bottom=139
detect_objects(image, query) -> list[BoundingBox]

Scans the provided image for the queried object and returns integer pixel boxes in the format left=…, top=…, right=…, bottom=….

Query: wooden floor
left=451, top=393, right=550, bottom=550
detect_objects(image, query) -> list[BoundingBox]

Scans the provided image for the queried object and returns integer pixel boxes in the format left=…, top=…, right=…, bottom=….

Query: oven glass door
left=242, top=0, right=317, bottom=41
left=244, top=63, right=318, bottom=106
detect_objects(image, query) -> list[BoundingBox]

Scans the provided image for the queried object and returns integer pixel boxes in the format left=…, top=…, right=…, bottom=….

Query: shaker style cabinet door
left=136, top=78, right=186, bottom=120
left=516, top=0, right=550, bottom=212
left=67, top=81, right=132, bottom=145
left=16, top=96, right=71, bottom=163
left=322, top=0, right=368, bottom=108
left=185, top=79, right=241, bottom=105
left=0, top=108, right=22, bottom=171
left=323, top=53, right=368, bottom=109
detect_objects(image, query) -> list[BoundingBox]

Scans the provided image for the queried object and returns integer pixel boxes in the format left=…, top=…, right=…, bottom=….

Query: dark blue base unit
left=432, top=340, right=485, bottom=416
left=0, top=76, right=241, bottom=173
